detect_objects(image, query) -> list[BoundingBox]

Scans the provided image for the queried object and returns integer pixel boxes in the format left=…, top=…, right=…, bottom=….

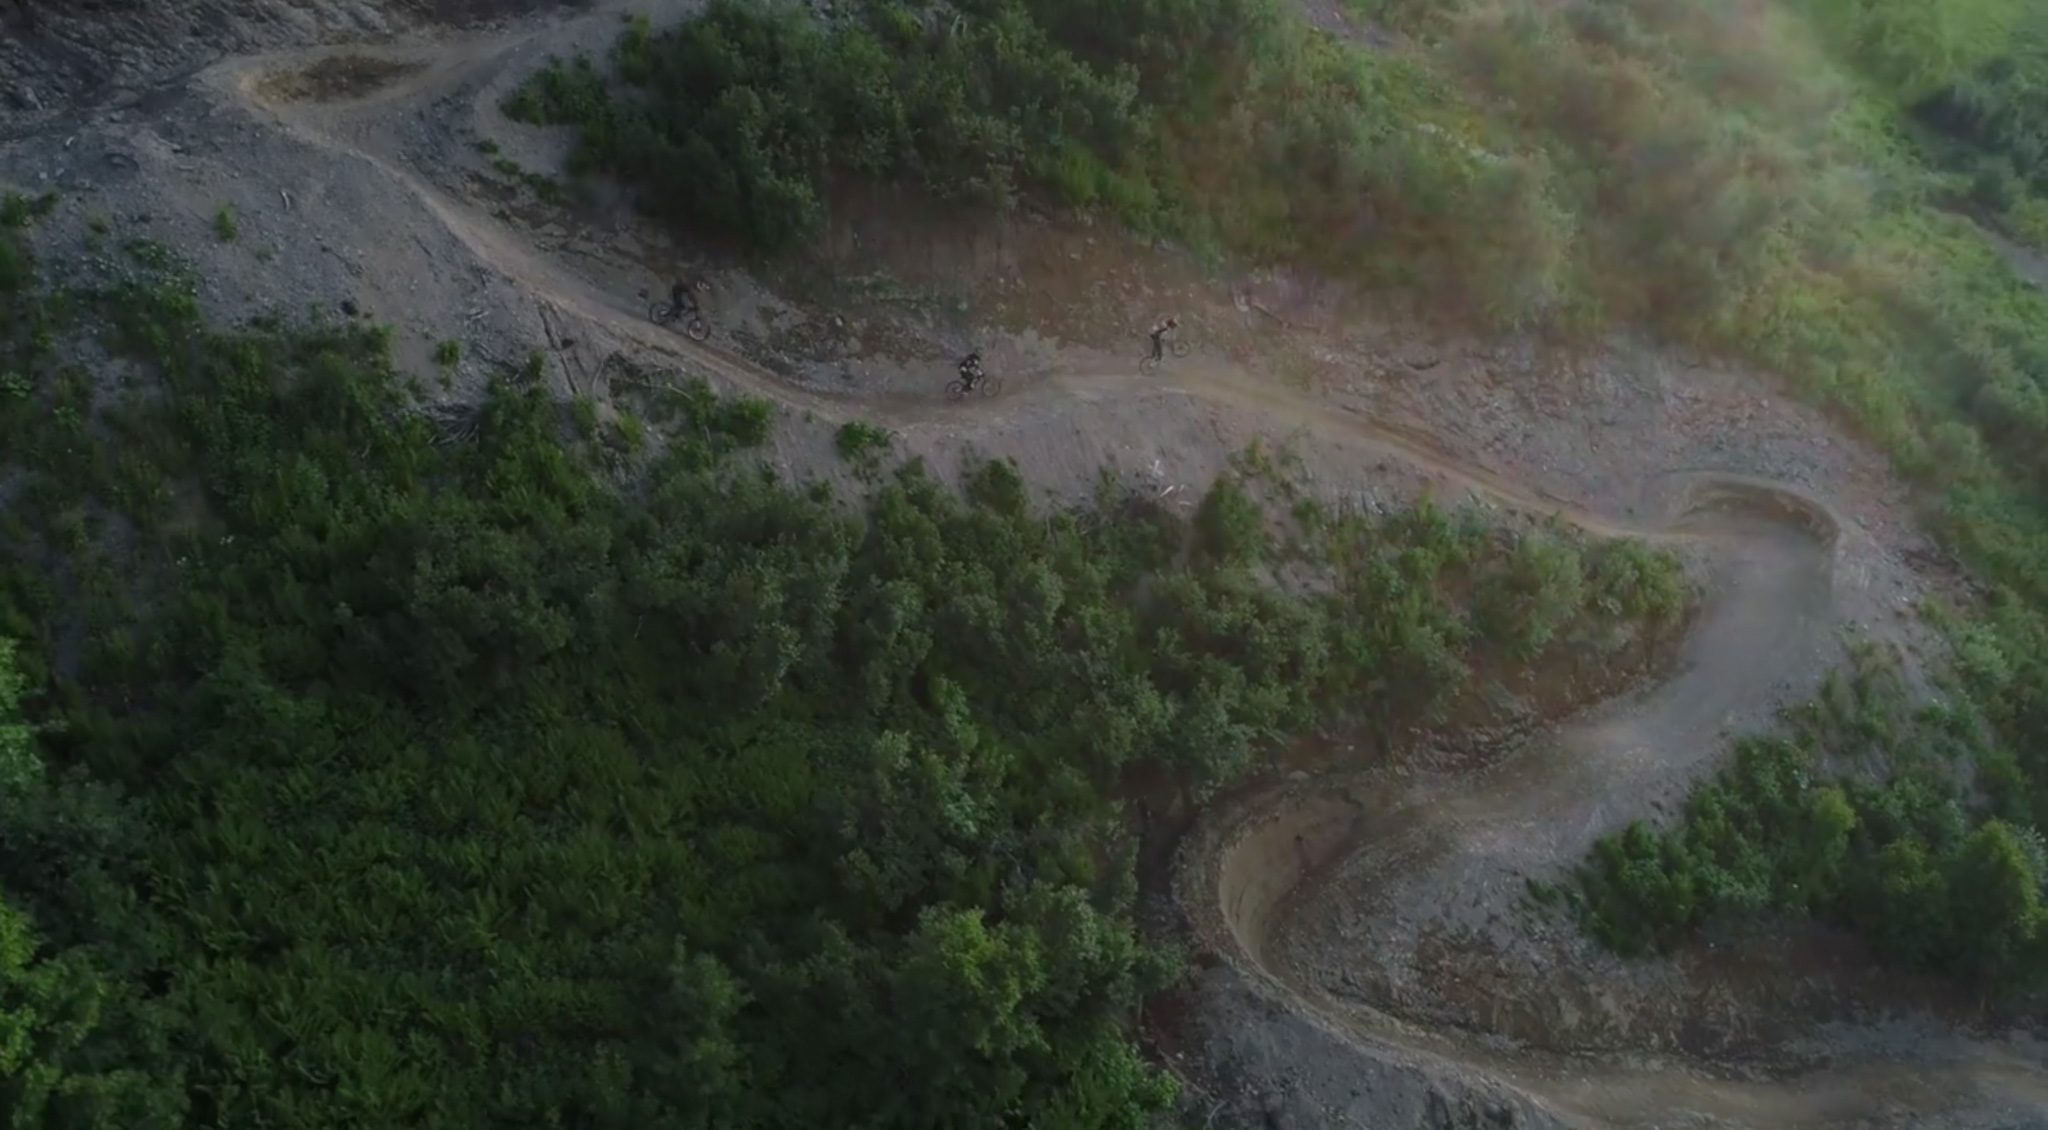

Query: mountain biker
left=957, top=350, right=985, bottom=390
left=668, top=279, right=699, bottom=318
left=1148, top=316, right=1179, bottom=363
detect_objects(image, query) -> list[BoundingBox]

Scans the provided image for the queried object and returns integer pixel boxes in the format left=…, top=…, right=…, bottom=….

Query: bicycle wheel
left=945, top=379, right=968, bottom=400
left=1139, top=355, right=1160, bottom=375
left=685, top=318, right=711, bottom=342
left=1171, top=339, right=1192, bottom=358
left=648, top=302, right=674, bottom=325
left=979, top=374, right=1004, bottom=397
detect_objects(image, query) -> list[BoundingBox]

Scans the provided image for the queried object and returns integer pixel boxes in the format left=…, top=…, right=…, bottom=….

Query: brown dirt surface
left=1, top=2, right=2042, bottom=1126
left=253, top=54, right=423, bottom=103
left=0, top=0, right=570, bottom=134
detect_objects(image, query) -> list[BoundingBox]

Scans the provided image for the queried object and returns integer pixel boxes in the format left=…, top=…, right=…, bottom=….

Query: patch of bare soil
left=0, top=0, right=572, bottom=132
left=255, top=54, right=423, bottom=103
left=2, top=3, right=2040, bottom=1125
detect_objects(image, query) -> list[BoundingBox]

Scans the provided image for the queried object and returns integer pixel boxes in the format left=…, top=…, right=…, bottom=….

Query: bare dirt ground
left=2, top=1, right=2042, bottom=1126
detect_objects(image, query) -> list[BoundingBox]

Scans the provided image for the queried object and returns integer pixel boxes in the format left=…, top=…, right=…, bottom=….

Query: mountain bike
left=946, top=372, right=1003, bottom=399
left=1139, top=337, right=1192, bottom=374
left=648, top=299, right=710, bottom=342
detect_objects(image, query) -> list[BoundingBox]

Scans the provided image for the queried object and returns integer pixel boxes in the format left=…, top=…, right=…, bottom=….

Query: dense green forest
left=504, top=0, right=2048, bottom=990
left=0, top=206, right=1685, bottom=1123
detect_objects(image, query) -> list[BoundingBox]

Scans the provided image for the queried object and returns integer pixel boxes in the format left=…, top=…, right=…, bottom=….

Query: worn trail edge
left=209, top=18, right=2048, bottom=1128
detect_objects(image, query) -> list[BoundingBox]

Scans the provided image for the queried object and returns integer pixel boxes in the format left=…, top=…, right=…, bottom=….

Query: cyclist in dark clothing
left=1148, top=316, right=1179, bottom=363
left=669, top=280, right=698, bottom=318
left=957, top=350, right=985, bottom=391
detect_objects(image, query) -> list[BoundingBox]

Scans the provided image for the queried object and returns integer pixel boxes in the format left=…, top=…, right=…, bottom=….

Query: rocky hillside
left=0, top=0, right=566, bottom=130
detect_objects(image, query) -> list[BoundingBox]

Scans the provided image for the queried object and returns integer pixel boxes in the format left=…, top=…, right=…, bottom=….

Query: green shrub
left=503, top=0, right=1279, bottom=247
left=834, top=419, right=892, bottom=462
left=521, top=171, right=564, bottom=204
left=614, top=409, right=646, bottom=453
left=1569, top=657, right=2048, bottom=984
left=569, top=393, right=599, bottom=438
left=1472, top=528, right=1586, bottom=659
left=0, top=235, right=27, bottom=294
left=1194, top=475, right=1267, bottom=563
left=0, top=192, right=54, bottom=230
left=1799, top=0, right=2027, bottom=102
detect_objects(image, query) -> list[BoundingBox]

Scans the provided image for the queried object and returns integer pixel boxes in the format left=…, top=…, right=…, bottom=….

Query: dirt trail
left=196, top=16, right=2048, bottom=1128
left=201, top=32, right=1690, bottom=538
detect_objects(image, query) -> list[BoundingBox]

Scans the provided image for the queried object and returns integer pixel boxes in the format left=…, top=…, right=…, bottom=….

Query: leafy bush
left=1571, top=657, right=2048, bottom=984
left=1798, top=0, right=2027, bottom=102
left=834, top=419, right=892, bottom=461
left=1193, top=475, right=1266, bottom=563
left=0, top=192, right=55, bottom=230
left=507, top=1, right=1172, bottom=247
left=1471, top=527, right=1586, bottom=660
left=0, top=233, right=28, bottom=294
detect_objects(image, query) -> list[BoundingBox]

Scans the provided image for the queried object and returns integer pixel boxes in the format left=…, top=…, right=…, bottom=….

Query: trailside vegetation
left=1570, top=650, right=2048, bottom=983
left=502, top=2, right=1184, bottom=248
left=0, top=217, right=1685, bottom=1125
left=502, top=0, right=1560, bottom=325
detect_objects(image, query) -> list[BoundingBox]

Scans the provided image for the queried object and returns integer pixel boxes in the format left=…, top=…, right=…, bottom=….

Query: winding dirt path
left=203, top=16, right=2048, bottom=1126
left=1183, top=488, right=2048, bottom=1126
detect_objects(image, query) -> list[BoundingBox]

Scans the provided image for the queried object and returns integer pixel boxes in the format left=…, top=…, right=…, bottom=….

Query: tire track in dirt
left=208, top=25, right=2048, bottom=1128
